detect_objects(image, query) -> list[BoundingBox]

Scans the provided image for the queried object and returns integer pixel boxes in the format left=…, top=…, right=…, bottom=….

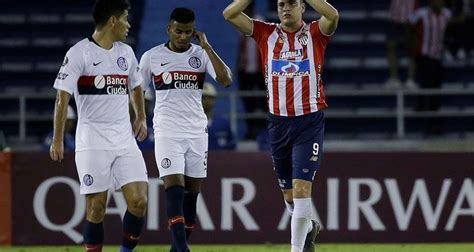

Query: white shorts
left=75, top=146, right=148, bottom=195
left=154, top=136, right=208, bottom=178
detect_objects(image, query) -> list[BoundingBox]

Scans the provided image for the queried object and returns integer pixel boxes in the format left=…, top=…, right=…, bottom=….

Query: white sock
left=285, top=200, right=294, bottom=216
left=291, top=198, right=312, bottom=250
left=291, top=245, right=302, bottom=252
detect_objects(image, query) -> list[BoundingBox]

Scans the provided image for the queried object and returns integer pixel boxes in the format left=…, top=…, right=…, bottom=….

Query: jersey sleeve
left=310, top=20, right=331, bottom=49
left=128, top=48, right=143, bottom=90
left=203, top=50, right=217, bottom=81
left=53, top=47, right=83, bottom=95
left=138, top=50, right=153, bottom=91
left=251, top=19, right=275, bottom=45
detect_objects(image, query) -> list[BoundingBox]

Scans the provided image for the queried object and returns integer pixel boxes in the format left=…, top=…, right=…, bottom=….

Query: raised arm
left=50, top=90, right=71, bottom=161
left=196, top=31, right=233, bottom=87
left=222, top=0, right=254, bottom=35
left=305, top=0, right=339, bottom=35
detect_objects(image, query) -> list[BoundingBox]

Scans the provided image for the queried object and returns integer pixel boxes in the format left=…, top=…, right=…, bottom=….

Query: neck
left=92, top=29, right=115, bottom=49
left=281, top=21, right=303, bottom=33
left=168, top=42, right=188, bottom=53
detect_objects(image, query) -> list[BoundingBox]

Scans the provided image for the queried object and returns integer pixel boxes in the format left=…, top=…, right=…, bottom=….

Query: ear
left=109, top=15, right=117, bottom=27
left=167, top=25, right=171, bottom=35
left=301, top=2, right=306, bottom=13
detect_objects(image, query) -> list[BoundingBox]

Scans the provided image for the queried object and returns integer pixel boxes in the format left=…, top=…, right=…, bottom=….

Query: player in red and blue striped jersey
left=224, top=1, right=338, bottom=251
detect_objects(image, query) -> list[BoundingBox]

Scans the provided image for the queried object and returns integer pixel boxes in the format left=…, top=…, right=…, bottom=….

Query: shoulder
left=67, top=38, right=89, bottom=56
left=61, top=38, right=90, bottom=66
left=251, top=19, right=278, bottom=40
left=309, top=20, right=320, bottom=32
left=252, top=18, right=277, bottom=31
left=253, top=18, right=277, bottom=28
left=190, top=43, right=203, bottom=51
left=190, top=43, right=208, bottom=58
left=115, top=41, right=137, bottom=56
left=143, top=44, right=166, bottom=57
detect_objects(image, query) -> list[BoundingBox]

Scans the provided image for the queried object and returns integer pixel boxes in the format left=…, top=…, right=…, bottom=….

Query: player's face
left=168, top=21, right=195, bottom=52
left=277, top=0, right=305, bottom=29
left=112, top=10, right=131, bottom=41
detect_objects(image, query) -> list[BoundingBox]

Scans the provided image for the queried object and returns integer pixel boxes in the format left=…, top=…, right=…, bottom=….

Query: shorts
left=75, top=146, right=148, bottom=195
left=154, top=136, right=208, bottom=178
left=267, top=111, right=325, bottom=189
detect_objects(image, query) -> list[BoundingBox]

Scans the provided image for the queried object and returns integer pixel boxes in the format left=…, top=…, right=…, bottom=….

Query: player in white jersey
left=224, top=1, right=339, bottom=251
left=49, top=1, right=148, bottom=251
left=139, top=7, right=232, bottom=252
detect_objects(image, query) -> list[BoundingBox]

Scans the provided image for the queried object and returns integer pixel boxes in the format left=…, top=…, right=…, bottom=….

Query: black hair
left=169, top=7, right=195, bottom=23
left=93, top=0, right=130, bottom=27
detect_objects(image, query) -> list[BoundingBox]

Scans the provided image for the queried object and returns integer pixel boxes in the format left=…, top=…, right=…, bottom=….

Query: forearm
left=305, top=0, right=339, bottom=21
left=131, top=86, right=146, bottom=120
left=52, top=90, right=70, bottom=142
left=203, top=46, right=232, bottom=87
left=223, top=0, right=252, bottom=20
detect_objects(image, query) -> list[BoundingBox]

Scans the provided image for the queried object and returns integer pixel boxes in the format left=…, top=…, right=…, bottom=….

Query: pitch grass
left=0, top=244, right=473, bottom=252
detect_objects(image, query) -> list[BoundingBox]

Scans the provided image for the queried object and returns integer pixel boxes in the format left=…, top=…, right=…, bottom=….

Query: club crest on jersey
left=188, top=56, right=201, bottom=69
left=117, top=57, right=128, bottom=71
left=280, top=49, right=303, bottom=60
left=271, top=59, right=310, bottom=78
left=297, top=33, right=309, bottom=46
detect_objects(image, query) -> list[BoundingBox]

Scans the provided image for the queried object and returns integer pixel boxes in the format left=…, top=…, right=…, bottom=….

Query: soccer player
left=139, top=8, right=232, bottom=252
left=223, top=0, right=339, bottom=251
left=49, top=0, right=148, bottom=251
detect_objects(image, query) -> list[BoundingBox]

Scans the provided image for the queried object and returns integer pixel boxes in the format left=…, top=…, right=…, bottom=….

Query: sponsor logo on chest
left=279, top=49, right=303, bottom=60
left=271, top=59, right=310, bottom=78
left=78, top=75, right=128, bottom=95
left=153, top=71, right=205, bottom=91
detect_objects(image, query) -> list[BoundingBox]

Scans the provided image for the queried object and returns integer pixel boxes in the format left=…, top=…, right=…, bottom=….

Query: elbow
left=218, top=73, right=233, bottom=88
left=222, top=8, right=233, bottom=21
left=328, top=11, right=339, bottom=22
left=221, top=78, right=232, bottom=88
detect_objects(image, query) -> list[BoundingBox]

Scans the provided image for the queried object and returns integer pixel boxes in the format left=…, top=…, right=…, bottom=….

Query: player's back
left=140, top=43, right=215, bottom=138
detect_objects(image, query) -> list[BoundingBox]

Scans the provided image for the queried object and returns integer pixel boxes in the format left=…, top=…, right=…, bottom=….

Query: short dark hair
left=169, top=7, right=195, bottom=24
left=93, top=0, right=130, bottom=27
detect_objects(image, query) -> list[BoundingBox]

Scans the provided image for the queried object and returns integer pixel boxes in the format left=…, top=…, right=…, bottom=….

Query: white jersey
left=139, top=43, right=216, bottom=138
left=53, top=38, right=142, bottom=151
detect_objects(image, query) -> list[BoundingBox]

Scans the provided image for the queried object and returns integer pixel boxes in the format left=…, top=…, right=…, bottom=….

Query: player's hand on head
left=195, top=31, right=211, bottom=50
left=133, top=118, right=147, bottom=141
left=49, top=140, right=64, bottom=162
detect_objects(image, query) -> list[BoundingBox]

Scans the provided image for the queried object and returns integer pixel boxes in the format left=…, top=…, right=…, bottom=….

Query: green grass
left=0, top=244, right=473, bottom=252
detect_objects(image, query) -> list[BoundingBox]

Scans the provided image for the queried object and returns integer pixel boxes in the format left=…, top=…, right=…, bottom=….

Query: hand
left=195, top=31, right=212, bottom=50
left=50, top=139, right=64, bottom=162
left=133, top=117, right=148, bottom=141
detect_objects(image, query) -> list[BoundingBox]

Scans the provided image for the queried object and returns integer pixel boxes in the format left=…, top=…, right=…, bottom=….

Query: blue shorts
left=267, top=111, right=325, bottom=189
